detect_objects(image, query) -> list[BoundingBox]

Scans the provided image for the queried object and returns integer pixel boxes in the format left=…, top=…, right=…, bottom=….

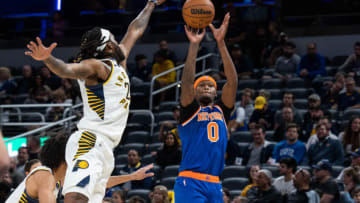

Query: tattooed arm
left=25, top=37, right=100, bottom=80
left=119, top=0, right=166, bottom=66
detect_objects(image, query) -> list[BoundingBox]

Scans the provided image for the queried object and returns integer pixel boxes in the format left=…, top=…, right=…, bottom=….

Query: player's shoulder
left=80, top=58, right=103, bottom=65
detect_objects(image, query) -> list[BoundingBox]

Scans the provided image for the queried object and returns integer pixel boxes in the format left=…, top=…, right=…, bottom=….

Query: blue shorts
left=174, top=176, right=223, bottom=203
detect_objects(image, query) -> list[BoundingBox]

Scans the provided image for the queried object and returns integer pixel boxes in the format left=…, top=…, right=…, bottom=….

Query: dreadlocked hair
left=74, top=27, right=111, bottom=62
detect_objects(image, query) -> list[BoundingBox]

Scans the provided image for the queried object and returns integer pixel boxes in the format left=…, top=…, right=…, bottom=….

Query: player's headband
left=96, top=28, right=111, bottom=52
left=194, top=75, right=217, bottom=89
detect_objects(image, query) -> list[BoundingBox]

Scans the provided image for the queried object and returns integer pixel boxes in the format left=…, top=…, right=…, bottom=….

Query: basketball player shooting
left=24, top=0, right=165, bottom=202
left=174, top=13, right=238, bottom=202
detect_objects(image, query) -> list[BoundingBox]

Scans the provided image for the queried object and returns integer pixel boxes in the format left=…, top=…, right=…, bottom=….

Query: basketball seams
left=183, top=13, right=214, bottom=19
left=182, top=4, right=214, bottom=10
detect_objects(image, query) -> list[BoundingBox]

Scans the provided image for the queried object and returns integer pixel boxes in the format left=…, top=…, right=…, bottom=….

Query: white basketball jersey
left=77, top=58, right=130, bottom=147
left=5, top=166, right=57, bottom=203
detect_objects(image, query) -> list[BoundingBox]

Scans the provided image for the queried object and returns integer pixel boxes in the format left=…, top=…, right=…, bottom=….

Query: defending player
left=174, top=13, right=237, bottom=202
left=24, top=0, right=165, bottom=202
left=5, top=133, right=154, bottom=203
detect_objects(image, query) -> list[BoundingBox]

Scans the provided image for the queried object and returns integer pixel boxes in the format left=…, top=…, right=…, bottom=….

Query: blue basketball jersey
left=178, top=100, right=231, bottom=176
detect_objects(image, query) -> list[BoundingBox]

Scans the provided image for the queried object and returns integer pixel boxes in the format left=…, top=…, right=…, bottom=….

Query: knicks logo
left=72, top=160, right=89, bottom=172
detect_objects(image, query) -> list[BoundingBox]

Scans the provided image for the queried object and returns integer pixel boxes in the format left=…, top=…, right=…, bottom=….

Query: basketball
left=182, top=0, right=215, bottom=29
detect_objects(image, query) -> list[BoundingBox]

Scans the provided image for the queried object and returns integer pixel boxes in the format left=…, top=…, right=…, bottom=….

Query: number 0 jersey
left=178, top=100, right=232, bottom=177
left=77, top=58, right=130, bottom=147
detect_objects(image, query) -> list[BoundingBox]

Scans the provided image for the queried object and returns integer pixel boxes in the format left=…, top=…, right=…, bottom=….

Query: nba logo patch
left=72, top=160, right=89, bottom=172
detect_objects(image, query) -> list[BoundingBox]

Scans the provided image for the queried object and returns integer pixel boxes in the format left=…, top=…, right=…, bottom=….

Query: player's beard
left=199, top=96, right=213, bottom=106
left=113, top=45, right=125, bottom=64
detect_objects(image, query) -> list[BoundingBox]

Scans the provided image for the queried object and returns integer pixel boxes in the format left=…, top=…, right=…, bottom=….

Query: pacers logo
left=72, top=160, right=89, bottom=172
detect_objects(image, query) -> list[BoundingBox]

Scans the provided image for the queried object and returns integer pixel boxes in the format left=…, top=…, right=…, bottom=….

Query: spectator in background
left=59, top=78, right=80, bottom=105
left=337, top=77, right=360, bottom=111
left=274, top=92, right=302, bottom=131
left=223, top=187, right=231, bottom=203
left=229, top=88, right=254, bottom=132
left=158, top=40, right=177, bottom=64
left=258, top=89, right=271, bottom=101
left=15, top=64, right=35, bottom=95
left=8, top=157, right=25, bottom=187
left=311, top=159, right=340, bottom=203
left=26, top=74, right=51, bottom=104
left=253, top=169, right=282, bottom=203
left=339, top=116, right=360, bottom=156
left=112, top=190, right=125, bottom=203
left=273, top=107, right=303, bottom=142
left=23, top=159, right=41, bottom=176
left=270, top=124, right=306, bottom=164
left=128, top=195, right=146, bottom=203
left=27, top=136, right=41, bottom=160
left=40, top=66, right=62, bottom=90
left=149, top=185, right=170, bottom=203
left=306, top=117, right=338, bottom=150
left=16, top=146, right=29, bottom=176
left=152, top=50, right=175, bottom=103
left=218, top=44, right=253, bottom=80
left=118, top=149, right=152, bottom=190
left=297, top=43, right=326, bottom=81
left=130, top=54, right=152, bottom=85
left=46, top=88, right=69, bottom=121
left=307, top=123, right=344, bottom=166
left=249, top=96, right=275, bottom=130
left=262, top=23, right=283, bottom=69
left=51, top=11, right=67, bottom=39
left=0, top=67, right=16, bottom=96
left=158, top=105, right=180, bottom=143
left=287, top=168, right=320, bottom=202
left=273, top=158, right=297, bottom=196
left=340, top=42, right=360, bottom=78
left=273, top=41, right=300, bottom=80
left=321, top=81, right=344, bottom=109
left=153, top=132, right=182, bottom=169
left=337, top=148, right=360, bottom=183
left=301, top=94, right=331, bottom=142
left=341, top=167, right=360, bottom=203
left=241, top=165, right=260, bottom=201
left=242, top=125, right=274, bottom=167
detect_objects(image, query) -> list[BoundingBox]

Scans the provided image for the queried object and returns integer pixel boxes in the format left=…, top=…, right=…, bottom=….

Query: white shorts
left=62, top=130, right=115, bottom=202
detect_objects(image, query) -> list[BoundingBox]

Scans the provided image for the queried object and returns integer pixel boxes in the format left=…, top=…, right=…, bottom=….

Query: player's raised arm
left=209, top=13, right=238, bottom=109
left=119, top=0, right=166, bottom=63
left=25, top=37, right=99, bottom=80
left=180, top=26, right=206, bottom=107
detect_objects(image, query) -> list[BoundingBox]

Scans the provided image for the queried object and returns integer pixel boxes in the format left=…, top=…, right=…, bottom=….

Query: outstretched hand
left=184, top=26, right=206, bottom=44
left=209, top=12, right=230, bottom=42
left=131, top=164, right=154, bottom=180
left=25, top=37, right=57, bottom=61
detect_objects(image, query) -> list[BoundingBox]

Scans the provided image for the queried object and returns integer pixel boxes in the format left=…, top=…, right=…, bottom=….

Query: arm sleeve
left=272, top=144, right=280, bottom=162
left=179, top=100, right=200, bottom=124
left=215, top=99, right=234, bottom=123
